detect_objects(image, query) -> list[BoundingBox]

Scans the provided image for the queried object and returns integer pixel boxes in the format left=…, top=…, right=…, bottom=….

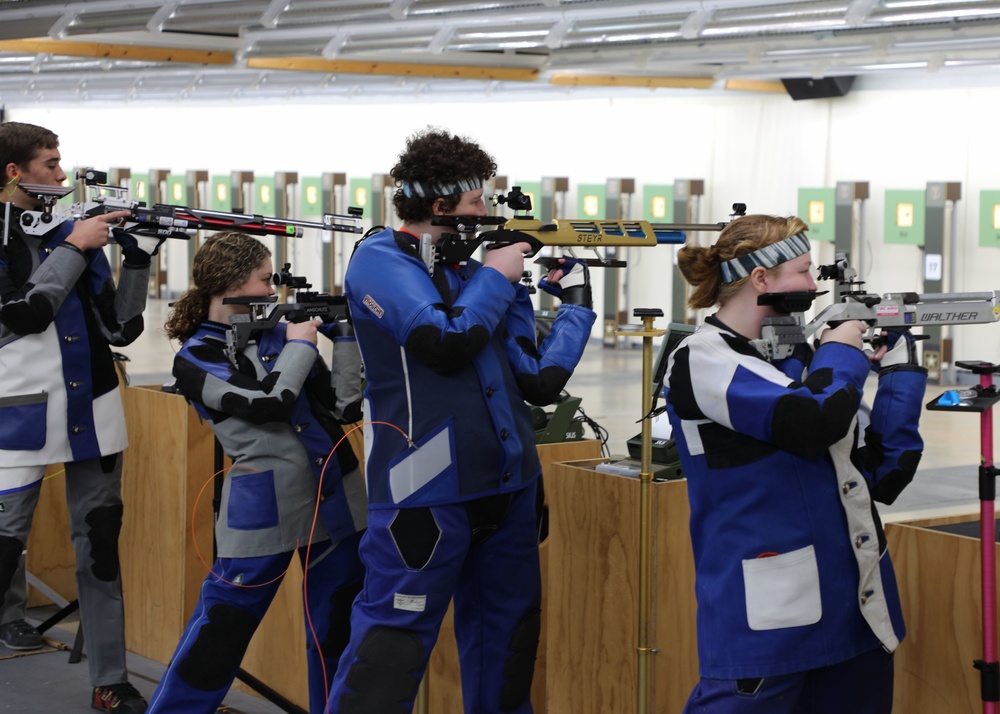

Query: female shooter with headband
left=665, top=214, right=926, bottom=714
left=149, top=231, right=367, bottom=714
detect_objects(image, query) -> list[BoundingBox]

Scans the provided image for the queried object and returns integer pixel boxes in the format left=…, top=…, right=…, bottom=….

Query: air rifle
left=223, top=263, right=348, bottom=365
left=753, top=252, right=1000, bottom=361
left=426, top=186, right=742, bottom=269
left=7, top=168, right=363, bottom=246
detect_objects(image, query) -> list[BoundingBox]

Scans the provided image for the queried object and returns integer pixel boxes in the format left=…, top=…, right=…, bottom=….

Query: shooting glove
left=539, top=259, right=593, bottom=311
left=114, top=228, right=166, bottom=268
left=873, top=327, right=921, bottom=372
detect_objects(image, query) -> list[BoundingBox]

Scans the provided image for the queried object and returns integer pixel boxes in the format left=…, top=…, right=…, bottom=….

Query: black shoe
left=0, top=619, right=42, bottom=650
left=91, top=682, right=148, bottom=713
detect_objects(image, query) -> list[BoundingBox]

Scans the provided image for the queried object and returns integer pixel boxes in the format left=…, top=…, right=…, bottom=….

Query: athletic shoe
left=91, top=682, right=148, bottom=713
left=0, top=619, right=42, bottom=650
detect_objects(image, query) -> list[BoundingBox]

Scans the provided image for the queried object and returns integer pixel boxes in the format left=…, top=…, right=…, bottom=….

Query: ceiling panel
left=0, top=0, right=998, bottom=104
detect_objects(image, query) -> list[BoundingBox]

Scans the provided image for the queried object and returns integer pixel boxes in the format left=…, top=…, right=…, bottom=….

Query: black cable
left=573, top=405, right=610, bottom=458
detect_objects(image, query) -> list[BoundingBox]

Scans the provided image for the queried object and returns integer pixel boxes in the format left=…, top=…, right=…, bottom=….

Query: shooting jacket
left=172, top=321, right=366, bottom=557
left=666, top=316, right=926, bottom=679
left=346, top=227, right=596, bottom=509
left=0, top=209, right=148, bottom=486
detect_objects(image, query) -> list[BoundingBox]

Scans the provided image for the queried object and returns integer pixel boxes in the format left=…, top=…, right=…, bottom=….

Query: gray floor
left=1, top=606, right=284, bottom=713
left=3, top=299, right=991, bottom=712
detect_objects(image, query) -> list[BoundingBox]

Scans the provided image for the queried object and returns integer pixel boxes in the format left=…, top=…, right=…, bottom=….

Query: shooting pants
left=682, top=646, right=894, bottom=714
left=147, top=531, right=364, bottom=714
left=0, top=455, right=128, bottom=686
left=327, top=481, right=541, bottom=714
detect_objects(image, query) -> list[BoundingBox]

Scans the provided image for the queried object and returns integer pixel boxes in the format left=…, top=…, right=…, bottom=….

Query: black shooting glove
left=113, top=228, right=166, bottom=268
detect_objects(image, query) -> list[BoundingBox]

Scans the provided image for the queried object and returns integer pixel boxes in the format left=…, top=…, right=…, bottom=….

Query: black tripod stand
left=30, top=574, right=84, bottom=663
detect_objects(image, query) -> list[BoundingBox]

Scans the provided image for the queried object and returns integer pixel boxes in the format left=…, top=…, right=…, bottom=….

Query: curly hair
left=164, top=231, right=271, bottom=342
left=677, top=214, right=809, bottom=309
left=0, top=122, right=59, bottom=173
left=390, top=127, right=497, bottom=223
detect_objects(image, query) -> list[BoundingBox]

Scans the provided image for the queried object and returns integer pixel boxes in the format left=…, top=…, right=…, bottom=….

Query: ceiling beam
left=550, top=74, right=714, bottom=89
left=0, top=39, right=233, bottom=65
left=247, top=57, right=540, bottom=81
left=724, top=78, right=787, bottom=93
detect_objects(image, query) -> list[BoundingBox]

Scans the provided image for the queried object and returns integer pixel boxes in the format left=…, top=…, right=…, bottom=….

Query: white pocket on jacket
left=742, top=545, right=822, bottom=631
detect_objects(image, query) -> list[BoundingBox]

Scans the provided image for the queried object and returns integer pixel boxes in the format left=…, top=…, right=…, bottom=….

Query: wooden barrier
left=887, top=512, right=991, bottom=714
left=119, top=384, right=218, bottom=665
left=545, top=459, right=698, bottom=714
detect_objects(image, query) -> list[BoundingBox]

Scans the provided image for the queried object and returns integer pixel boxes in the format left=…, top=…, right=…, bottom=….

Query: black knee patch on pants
left=319, top=577, right=363, bottom=661
left=0, top=535, right=24, bottom=610
left=177, top=603, right=259, bottom=691
left=389, top=508, right=440, bottom=569
left=85, top=504, right=123, bottom=582
left=99, top=453, right=119, bottom=474
left=500, top=608, right=540, bottom=711
left=340, top=627, right=423, bottom=714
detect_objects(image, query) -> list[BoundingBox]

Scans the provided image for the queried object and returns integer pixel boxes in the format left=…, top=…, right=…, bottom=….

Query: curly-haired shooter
left=325, top=127, right=596, bottom=714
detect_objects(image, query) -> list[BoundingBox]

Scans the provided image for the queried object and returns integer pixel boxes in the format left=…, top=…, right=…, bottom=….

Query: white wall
left=10, top=80, right=1000, bottom=363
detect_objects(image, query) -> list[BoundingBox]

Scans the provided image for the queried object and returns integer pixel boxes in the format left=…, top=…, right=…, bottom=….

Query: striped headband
left=719, top=232, right=811, bottom=284
left=400, top=177, right=483, bottom=198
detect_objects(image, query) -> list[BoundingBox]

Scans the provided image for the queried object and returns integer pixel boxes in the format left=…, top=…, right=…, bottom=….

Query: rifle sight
left=273, top=263, right=311, bottom=290
left=817, top=251, right=857, bottom=283
left=78, top=168, right=108, bottom=186
left=493, top=186, right=533, bottom=213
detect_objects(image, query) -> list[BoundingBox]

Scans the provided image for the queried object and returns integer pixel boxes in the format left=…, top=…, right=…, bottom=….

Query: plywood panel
left=546, top=460, right=697, bottom=714
left=888, top=520, right=991, bottom=714
left=120, top=384, right=216, bottom=665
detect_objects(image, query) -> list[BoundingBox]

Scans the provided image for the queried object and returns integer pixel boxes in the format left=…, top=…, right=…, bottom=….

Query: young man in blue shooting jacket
left=0, top=122, right=160, bottom=712
left=325, top=127, right=597, bottom=714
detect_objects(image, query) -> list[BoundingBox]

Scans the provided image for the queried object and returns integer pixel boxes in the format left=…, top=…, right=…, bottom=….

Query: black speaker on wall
left=781, top=76, right=856, bottom=100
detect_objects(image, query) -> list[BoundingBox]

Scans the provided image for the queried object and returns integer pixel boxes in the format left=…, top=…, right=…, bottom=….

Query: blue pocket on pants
left=0, top=393, right=48, bottom=451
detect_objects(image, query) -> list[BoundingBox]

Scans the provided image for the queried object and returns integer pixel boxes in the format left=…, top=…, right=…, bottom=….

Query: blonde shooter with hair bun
left=664, top=213, right=927, bottom=714
left=677, top=214, right=809, bottom=311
